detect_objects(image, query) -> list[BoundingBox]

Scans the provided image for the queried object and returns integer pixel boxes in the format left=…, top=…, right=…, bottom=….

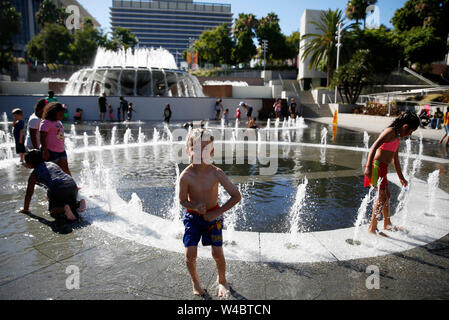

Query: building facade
left=110, top=0, right=233, bottom=60
left=298, top=9, right=327, bottom=90
left=11, top=0, right=100, bottom=58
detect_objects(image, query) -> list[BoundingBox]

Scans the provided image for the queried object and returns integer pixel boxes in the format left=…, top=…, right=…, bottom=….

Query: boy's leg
left=185, top=246, right=206, bottom=296
left=212, top=246, right=230, bottom=298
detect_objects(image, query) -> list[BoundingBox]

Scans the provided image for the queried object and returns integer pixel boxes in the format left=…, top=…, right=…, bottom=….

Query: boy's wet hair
left=25, top=150, right=44, bottom=166
left=389, top=111, right=421, bottom=132
left=43, top=102, right=64, bottom=121
left=186, top=128, right=214, bottom=149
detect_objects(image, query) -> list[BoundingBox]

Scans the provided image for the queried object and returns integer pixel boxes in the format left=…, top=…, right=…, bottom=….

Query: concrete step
left=301, top=103, right=333, bottom=118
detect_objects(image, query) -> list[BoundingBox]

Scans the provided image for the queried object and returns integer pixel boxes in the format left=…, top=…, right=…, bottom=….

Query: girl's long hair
left=389, top=111, right=421, bottom=133
left=42, top=102, right=64, bottom=121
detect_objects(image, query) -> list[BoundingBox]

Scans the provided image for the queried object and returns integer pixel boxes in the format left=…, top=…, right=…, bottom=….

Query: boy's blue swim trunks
left=183, top=204, right=223, bottom=247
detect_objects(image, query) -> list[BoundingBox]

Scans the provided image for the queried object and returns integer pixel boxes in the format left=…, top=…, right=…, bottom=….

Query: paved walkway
left=311, top=114, right=448, bottom=143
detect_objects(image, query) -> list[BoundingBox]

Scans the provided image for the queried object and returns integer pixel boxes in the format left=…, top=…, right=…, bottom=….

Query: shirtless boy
left=179, top=128, right=241, bottom=298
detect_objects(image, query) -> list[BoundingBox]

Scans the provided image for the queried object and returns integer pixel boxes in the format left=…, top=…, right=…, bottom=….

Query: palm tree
left=301, top=9, right=351, bottom=86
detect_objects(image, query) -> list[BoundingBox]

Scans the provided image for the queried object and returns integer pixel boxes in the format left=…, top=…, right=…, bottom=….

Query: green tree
left=0, top=1, right=21, bottom=72
left=286, top=31, right=301, bottom=60
left=232, top=13, right=258, bottom=66
left=301, top=9, right=351, bottom=86
left=35, top=0, right=68, bottom=28
left=332, top=49, right=373, bottom=104
left=193, top=23, right=234, bottom=66
left=392, top=0, right=449, bottom=40
left=345, top=0, right=378, bottom=27
left=26, top=23, right=72, bottom=63
left=255, top=12, right=290, bottom=62
left=70, top=18, right=106, bottom=65
left=104, top=27, right=138, bottom=51
left=401, top=27, right=447, bottom=66
left=345, top=26, right=403, bottom=75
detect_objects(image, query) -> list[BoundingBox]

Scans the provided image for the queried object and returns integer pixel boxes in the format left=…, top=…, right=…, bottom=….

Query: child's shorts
left=48, top=150, right=68, bottom=162
left=15, top=142, right=25, bottom=154
left=364, top=160, right=389, bottom=190
left=183, top=207, right=223, bottom=248
left=48, top=184, right=79, bottom=218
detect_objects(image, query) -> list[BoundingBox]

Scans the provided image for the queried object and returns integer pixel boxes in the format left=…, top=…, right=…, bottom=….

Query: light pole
left=262, top=40, right=269, bottom=72
left=334, top=23, right=342, bottom=104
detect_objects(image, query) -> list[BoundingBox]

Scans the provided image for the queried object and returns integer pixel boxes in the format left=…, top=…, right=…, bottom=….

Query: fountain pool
left=1, top=120, right=449, bottom=264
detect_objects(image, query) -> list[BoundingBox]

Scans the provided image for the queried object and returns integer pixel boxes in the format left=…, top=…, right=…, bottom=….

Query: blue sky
left=78, top=0, right=408, bottom=35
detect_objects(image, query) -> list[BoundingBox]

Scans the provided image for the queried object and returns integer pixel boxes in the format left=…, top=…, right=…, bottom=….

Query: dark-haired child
left=364, top=111, right=421, bottom=236
left=18, top=150, right=86, bottom=221
left=12, top=108, right=25, bottom=163
left=40, top=102, right=71, bottom=176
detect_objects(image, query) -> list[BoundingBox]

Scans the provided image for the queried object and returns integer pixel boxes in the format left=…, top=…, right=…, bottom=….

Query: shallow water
left=1, top=120, right=447, bottom=235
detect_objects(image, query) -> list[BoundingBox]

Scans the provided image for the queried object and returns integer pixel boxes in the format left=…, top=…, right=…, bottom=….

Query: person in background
left=289, top=98, right=298, bottom=119
left=117, top=106, right=121, bottom=122
left=108, top=104, right=114, bottom=122
left=430, top=108, right=444, bottom=130
left=120, top=96, right=129, bottom=122
left=74, top=108, right=83, bottom=123
left=98, top=92, right=107, bottom=123
left=12, top=108, right=26, bottom=163
left=215, top=99, right=223, bottom=120
left=235, top=107, right=241, bottom=125
left=40, top=102, right=71, bottom=176
left=273, top=98, right=282, bottom=119
left=45, top=91, right=58, bottom=104
left=26, top=99, right=46, bottom=151
left=127, top=103, right=136, bottom=121
left=164, top=104, right=172, bottom=124
left=240, top=101, right=254, bottom=122
left=439, top=106, right=449, bottom=146
left=223, top=109, right=230, bottom=127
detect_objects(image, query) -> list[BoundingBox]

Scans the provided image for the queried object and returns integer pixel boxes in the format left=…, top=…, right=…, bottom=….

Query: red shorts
left=364, top=161, right=389, bottom=190
left=187, top=204, right=220, bottom=216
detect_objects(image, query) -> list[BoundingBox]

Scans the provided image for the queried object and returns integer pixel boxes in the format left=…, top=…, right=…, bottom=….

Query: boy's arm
left=204, top=169, right=241, bottom=222
left=30, top=129, right=39, bottom=149
left=178, top=174, right=206, bottom=215
left=393, top=151, right=408, bottom=187
left=40, top=131, right=49, bottom=160
left=20, top=173, right=36, bottom=213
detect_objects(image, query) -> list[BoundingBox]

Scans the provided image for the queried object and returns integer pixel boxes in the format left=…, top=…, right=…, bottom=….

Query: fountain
left=288, top=177, right=309, bottom=245
left=123, top=128, right=133, bottom=145
left=138, top=127, right=146, bottom=144
left=1, top=112, right=7, bottom=123
left=111, top=126, right=117, bottom=146
left=425, top=170, right=440, bottom=217
left=95, top=127, right=102, bottom=147
left=152, top=128, right=160, bottom=143
left=64, top=47, right=204, bottom=97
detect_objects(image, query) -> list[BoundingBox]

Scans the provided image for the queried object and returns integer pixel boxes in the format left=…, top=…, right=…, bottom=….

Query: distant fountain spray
left=425, top=170, right=440, bottom=217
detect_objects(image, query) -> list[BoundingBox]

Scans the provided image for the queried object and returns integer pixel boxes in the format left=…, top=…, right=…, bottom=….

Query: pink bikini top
left=380, top=138, right=399, bottom=152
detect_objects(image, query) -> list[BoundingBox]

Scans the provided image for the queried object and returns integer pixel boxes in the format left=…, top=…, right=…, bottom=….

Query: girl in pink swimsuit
left=364, top=112, right=421, bottom=236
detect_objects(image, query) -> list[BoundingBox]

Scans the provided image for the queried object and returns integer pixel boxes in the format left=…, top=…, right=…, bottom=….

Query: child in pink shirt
left=40, top=102, right=71, bottom=176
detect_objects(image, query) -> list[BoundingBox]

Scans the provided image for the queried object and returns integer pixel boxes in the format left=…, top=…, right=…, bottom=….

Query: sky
left=77, top=0, right=408, bottom=35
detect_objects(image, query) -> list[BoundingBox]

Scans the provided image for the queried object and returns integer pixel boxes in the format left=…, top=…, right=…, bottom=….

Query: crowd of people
left=418, top=106, right=449, bottom=146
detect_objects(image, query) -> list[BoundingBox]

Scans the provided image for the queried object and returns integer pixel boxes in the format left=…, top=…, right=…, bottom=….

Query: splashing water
left=152, top=128, right=160, bottom=143
left=168, top=164, right=183, bottom=229
left=403, top=138, right=412, bottom=177
left=363, top=131, right=370, bottom=149
left=288, top=177, right=309, bottom=244
left=95, top=127, right=102, bottom=147
left=352, top=186, right=375, bottom=243
left=321, top=127, right=328, bottom=146
left=111, top=126, right=117, bottom=146
left=123, top=128, right=133, bottom=145
left=426, top=170, right=440, bottom=216
left=83, top=132, right=89, bottom=148
left=138, top=127, right=146, bottom=144
left=70, top=124, right=77, bottom=138
left=1, top=112, right=7, bottom=123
